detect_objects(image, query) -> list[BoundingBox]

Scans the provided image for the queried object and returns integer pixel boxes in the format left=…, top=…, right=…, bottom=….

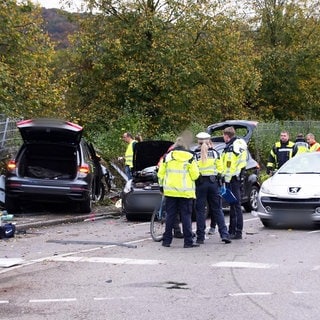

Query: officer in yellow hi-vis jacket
left=119, top=132, right=137, bottom=179
left=158, top=137, right=200, bottom=248
left=221, top=127, right=247, bottom=240
left=292, top=133, right=309, bottom=156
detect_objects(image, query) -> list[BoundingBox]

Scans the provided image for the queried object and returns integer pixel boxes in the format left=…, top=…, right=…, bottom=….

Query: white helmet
left=196, top=132, right=211, bottom=139
left=233, top=138, right=247, bottom=154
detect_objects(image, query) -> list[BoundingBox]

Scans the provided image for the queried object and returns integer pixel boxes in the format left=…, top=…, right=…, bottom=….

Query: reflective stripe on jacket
left=157, top=149, right=199, bottom=198
left=193, top=147, right=222, bottom=176
left=267, top=141, right=295, bottom=169
left=310, top=142, right=320, bottom=152
left=221, top=138, right=247, bottom=183
left=293, top=141, right=309, bottom=156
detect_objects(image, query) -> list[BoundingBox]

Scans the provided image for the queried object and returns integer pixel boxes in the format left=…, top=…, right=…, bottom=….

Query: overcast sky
left=33, top=0, right=64, bottom=9
left=32, top=0, right=84, bottom=11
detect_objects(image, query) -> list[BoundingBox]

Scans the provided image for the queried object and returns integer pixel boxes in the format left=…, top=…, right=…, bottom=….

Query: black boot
left=173, top=229, right=184, bottom=238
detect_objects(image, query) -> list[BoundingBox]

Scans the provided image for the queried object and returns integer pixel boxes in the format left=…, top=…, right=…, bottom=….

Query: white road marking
left=48, top=256, right=164, bottom=265
left=0, top=258, right=25, bottom=268
left=244, top=217, right=259, bottom=222
left=308, top=230, right=320, bottom=234
left=30, top=298, right=77, bottom=303
left=7, top=291, right=318, bottom=305
left=129, top=222, right=150, bottom=227
left=94, top=296, right=134, bottom=301
left=0, top=238, right=151, bottom=274
left=212, top=261, right=278, bottom=269
left=312, top=265, right=320, bottom=271
left=229, top=292, right=274, bottom=297
left=291, top=290, right=320, bottom=294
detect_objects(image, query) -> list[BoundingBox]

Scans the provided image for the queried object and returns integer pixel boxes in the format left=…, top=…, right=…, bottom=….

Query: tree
left=64, top=0, right=261, bottom=138
left=247, top=0, right=320, bottom=120
left=0, top=0, right=66, bottom=118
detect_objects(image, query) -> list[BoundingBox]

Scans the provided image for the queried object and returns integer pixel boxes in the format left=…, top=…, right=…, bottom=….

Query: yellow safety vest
left=293, top=141, right=309, bottom=155
left=310, top=142, right=320, bottom=152
left=157, top=150, right=199, bottom=198
left=194, top=148, right=223, bottom=176
left=125, top=140, right=136, bottom=168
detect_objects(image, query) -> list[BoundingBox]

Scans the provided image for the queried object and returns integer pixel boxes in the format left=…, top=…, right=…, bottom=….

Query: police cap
left=196, top=132, right=211, bottom=139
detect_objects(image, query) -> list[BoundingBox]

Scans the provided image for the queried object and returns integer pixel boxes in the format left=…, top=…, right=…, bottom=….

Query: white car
left=255, top=152, right=320, bottom=228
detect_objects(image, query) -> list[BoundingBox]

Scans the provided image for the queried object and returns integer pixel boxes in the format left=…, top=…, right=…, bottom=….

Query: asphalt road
left=1, top=208, right=320, bottom=320
left=2, top=204, right=120, bottom=231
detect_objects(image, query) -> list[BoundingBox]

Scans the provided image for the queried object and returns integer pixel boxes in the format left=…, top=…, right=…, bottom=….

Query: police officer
left=221, top=127, right=247, bottom=240
left=158, top=137, right=200, bottom=248
left=194, top=132, right=231, bottom=244
left=157, top=138, right=185, bottom=239
left=292, top=133, right=309, bottom=156
left=120, top=132, right=137, bottom=179
left=266, top=131, right=295, bottom=175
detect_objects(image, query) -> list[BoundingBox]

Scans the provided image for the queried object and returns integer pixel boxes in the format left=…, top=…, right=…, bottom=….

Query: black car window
left=80, top=141, right=90, bottom=163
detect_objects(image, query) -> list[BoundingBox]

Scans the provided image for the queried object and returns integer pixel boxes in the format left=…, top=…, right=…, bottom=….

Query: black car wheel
left=242, top=185, right=259, bottom=212
left=261, top=219, right=273, bottom=228
left=5, top=196, right=21, bottom=214
left=78, top=185, right=93, bottom=213
left=92, top=180, right=105, bottom=202
left=125, top=212, right=135, bottom=221
left=121, top=200, right=134, bottom=221
left=78, top=197, right=92, bottom=213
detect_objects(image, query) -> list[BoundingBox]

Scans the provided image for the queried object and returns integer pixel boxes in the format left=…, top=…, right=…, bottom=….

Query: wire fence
left=0, top=117, right=320, bottom=169
left=0, top=115, right=21, bottom=161
left=251, top=121, right=320, bottom=167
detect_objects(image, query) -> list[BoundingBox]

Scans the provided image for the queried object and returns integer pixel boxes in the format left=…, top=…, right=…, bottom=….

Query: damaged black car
left=5, top=118, right=104, bottom=214
left=121, top=140, right=173, bottom=221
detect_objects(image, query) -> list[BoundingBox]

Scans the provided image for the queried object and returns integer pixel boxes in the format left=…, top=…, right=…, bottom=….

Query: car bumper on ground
left=121, top=190, right=162, bottom=215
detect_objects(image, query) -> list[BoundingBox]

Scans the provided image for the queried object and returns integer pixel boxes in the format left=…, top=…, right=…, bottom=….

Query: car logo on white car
left=289, top=187, right=301, bottom=194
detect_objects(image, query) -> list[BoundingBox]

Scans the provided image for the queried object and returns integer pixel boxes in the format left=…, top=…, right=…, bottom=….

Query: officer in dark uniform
left=194, top=132, right=231, bottom=244
left=267, top=131, right=295, bottom=175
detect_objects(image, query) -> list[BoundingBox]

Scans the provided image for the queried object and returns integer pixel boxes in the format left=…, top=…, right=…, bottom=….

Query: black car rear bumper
left=122, top=190, right=162, bottom=215
left=6, top=180, right=90, bottom=202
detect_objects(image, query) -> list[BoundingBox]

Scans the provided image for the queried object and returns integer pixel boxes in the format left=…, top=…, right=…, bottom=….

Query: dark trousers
left=163, top=196, right=194, bottom=246
left=207, top=203, right=216, bottom=229
left=195, top=178, right=229, bottom=241
left=161, top=197, right=181, bottom=233
left=173, top=213, right=182, bottom=233
left=228, top=179, right=243, bottom=235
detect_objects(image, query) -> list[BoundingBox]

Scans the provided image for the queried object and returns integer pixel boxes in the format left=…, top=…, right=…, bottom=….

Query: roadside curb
left=12, top=207, right=122, bottom=232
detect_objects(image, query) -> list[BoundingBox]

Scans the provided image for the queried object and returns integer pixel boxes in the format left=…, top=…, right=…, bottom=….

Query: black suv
left=5, top=119, right=104, bottom=214
left=205, top=120, right=260, bottom=212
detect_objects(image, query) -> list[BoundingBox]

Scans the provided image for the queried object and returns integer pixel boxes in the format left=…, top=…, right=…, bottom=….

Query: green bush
left=85, top=119, right=320, bottom=171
